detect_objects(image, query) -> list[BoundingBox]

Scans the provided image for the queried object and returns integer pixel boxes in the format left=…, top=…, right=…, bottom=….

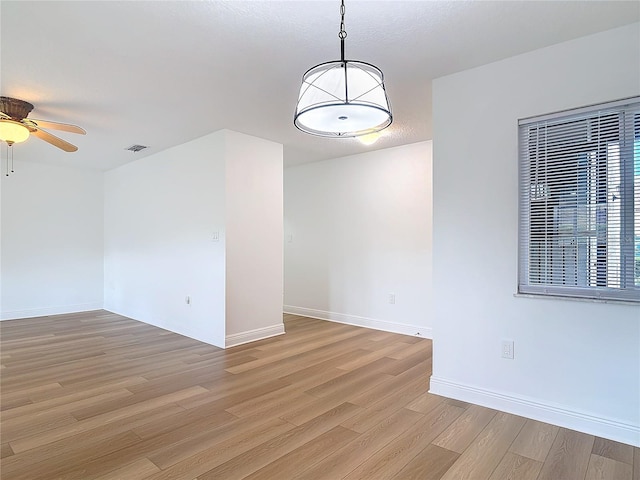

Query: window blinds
left=518, top=97, right=640, bottom=302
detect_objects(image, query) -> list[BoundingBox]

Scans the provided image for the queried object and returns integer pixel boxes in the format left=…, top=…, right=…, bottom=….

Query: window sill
left=513, top=292, right=639, bottom=306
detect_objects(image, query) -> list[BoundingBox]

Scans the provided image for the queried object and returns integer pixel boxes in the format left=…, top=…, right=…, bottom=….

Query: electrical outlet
left=185, top=296, right=191, bottom=306
left=501, top=340, right=514, bottom=359
left=388, top=293, right=396, bottom=304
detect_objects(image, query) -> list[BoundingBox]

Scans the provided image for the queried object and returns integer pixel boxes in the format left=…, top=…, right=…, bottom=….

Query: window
left=518, top=97, right=640, bottom=302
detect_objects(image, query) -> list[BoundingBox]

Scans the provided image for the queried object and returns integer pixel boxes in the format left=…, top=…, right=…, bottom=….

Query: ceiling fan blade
left=29, top=119, right=86, bottom=134
left=31, top=128, right=78, bottom=152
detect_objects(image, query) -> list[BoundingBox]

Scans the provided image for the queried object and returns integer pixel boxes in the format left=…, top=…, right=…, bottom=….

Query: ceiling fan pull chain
left=3, top=142, right=16, bottom=176
left=4, top=143, right=8, bottom=177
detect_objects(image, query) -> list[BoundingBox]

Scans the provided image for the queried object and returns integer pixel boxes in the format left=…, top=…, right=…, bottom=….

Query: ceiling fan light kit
left=0, top=96, right=86, bottom=175
left=0, top=120, right=30, bottom=144
left=294, top=0, right=392, bottom=138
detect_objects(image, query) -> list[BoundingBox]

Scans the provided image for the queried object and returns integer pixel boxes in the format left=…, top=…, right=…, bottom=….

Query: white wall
left=104, top=131, right=227, bottom=347
left=104, top=129, right=284, bottom=348
left=1, top=161, right=104, bottom=320
left=430, top=23, right=640, bottom=446
left=284, top=141, right=433, bottom=338
left=224, top=131, right=284, bottom=345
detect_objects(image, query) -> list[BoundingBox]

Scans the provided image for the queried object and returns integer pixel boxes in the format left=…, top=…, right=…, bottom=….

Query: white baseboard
left=1, top=303, right=104, bottom=321
left=429, top=376, right=640, bottom=447
left=225, top=323, right=286, bottom=348
left=283, top=305, right=432, bottom=339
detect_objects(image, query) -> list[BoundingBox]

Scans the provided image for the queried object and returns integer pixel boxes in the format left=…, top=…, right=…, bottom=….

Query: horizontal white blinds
left=518, top=98, right=640, bottom=302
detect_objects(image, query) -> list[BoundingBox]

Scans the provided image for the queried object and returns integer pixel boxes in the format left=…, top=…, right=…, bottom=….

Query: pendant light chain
left=339, top=1, right=347, bottom=40
left=339, top=0, right=347, bottom=62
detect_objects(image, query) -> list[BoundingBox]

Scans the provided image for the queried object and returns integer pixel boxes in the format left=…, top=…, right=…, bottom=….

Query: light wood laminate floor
left=1, top=311, right=638, bottom=479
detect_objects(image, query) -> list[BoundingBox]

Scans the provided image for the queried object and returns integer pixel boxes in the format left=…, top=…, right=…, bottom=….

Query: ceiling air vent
left=125, top=144, right=148, bottom=152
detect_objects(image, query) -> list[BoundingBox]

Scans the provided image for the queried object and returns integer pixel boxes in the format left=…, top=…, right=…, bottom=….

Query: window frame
left=518, top=97, right=640, bottom=303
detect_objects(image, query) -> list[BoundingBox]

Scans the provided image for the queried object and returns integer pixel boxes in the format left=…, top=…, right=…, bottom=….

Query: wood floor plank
left=132, top=403, right=235, bottom=440
left=144, top=411, right=298, bottom=471
left=340, top=374, right=431, bottom=433
left=49, top=409, right=262, bottom=479
left=336, top=342, right=408, bottom=371
left=71, top=369, right=221, bottom=420
left=227, top=390, right=318, bottom=420
left=276, top=350, right=366, bottom=383
left=592, top=437, right=634, bottom=465
left=144, top=417, right=295, bottom=480
left=378, top=350, right=431, bottom=376
left=633, top=447, right=640, bottom=480
left=405, top=391, right=446, bottom=415
left=488, top=451, right=543, bottom=480
left=3, top=430, right=143, bottom=480
left=290, top=408, right=426, bottom=480
left=196, top=402, right=363, bottom=479
left=303, top=357, right=397, bottom=398
left=387, top=338, right=432, bottom=359
left=2, top=376, right=146, bottom=421
left=509, top=418, right=559, bottom=462
left=176, top=377, right=292, bottom=411
left=342, top=402, right=465, bottom=480
left=93, top=458, right=161, bottom=480
left=445, top=398, right=471, bottom=409
left=243, top=425, right=360, bottom=480
left=224, top=327, right=370, bottom=374
left=1, top=411, right=79, bottom=443
left=1, top=442, right=14, bottom=459
left=225, top=365, right=352, bottom=419
left=0, top=395, right=32, bottom=411
left=0, top=403, right=185, bottom=478
left=8, top=386, right=207, bottom=454
left=392, top=443, right=460, bottom=480
left=279, top=390, right=360, bottom=426
left=0, top=382, right=63, bottom=406
left=347, top=359, right=429, bottom=408
left=585, top=454, right=633, bottom=480
left=536, top=428, right=595, bottom=480
left=432, top=403, right=498, bottom=454
left=439, top=411, right=527, bottom=480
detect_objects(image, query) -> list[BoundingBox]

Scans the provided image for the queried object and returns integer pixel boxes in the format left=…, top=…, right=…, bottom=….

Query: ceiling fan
left=0, top=96, right=85, bottom=152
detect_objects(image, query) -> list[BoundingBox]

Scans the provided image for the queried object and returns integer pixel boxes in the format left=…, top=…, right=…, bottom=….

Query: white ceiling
left=1, top=1, right=638, bottom=170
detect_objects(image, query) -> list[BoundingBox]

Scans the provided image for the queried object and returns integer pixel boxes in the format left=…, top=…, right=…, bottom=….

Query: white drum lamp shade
left=294, top=1, right=392, bottom=138
left=294, top=60, right=392, bottom=137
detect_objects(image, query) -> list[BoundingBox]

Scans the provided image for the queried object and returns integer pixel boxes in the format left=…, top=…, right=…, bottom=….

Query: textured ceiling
left=1, top=1, right=638, bottom=170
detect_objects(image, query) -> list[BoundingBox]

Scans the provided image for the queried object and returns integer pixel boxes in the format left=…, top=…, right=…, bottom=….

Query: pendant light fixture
left=294, top=0, right=392, bottom=138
